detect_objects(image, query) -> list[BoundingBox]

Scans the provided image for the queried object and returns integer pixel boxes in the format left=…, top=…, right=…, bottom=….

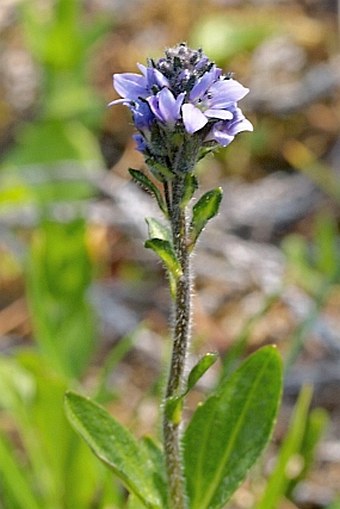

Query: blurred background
left=0, top=0, right=339, bottom=508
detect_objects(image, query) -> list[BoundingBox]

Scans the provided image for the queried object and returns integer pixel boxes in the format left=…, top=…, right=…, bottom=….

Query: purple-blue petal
left=228, top=117, right=254, bottom=136
left=130, top=100, right=154, bottom=129
left=145, top=67, right=169, bottom=89
left=157, top=88, right=182, bottom=122
left=133, top=133, right=147, bottom=153
left=113, top=73, right=148, bottom=100
left=226, top=106, right=254, bottom=135
left=147, top=89, right=184, bottom=124
left=137, top=63, right=147, bottom=76
left=182, top=103, right=208, bottom=134
left=204, top=108, right=234, bottom=120
left=207, top=79, right=249, bottom=108
left=153, top=68, right=170, bottom=88
left=189, top=66, right=220, bottom=102
left=208, top=126, right=235, bottom=147
left=205, top=110, right=253, bottom=146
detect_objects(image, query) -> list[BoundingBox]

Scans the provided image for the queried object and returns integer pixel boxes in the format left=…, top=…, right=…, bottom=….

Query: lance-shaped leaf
left=180, top=174, right=198, bottom=208
left=141, top=437, right=168, bottom=507
left=255, top=385, right=317, bottom=509
left=145, top=217, right=171, bottom=242
left=129, top=169, right=167, bottom=216
left=165, top=353, right=218, bottom=424
left=190, top=187, right=223, bottom=248
left=183, top=346, right=283, bottom=509
left=146, top=160, right=175, bottom=183
left=164, top=395, right=184, bottom=425
left=64, top=391, right=163, bottom=509
left=187, top=352, right=218, bottom=392
left=127, top=495, right=148, bottom=509
left=145, top=238, right=182, bottom=280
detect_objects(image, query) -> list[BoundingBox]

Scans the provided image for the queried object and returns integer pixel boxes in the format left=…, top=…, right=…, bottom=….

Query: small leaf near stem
left=145, top=238, right=182, bottom=280
left=165, top=352, right=218, bottom=424
left=187, top=352, right=218, bottom=392
left=129, top=168, right=168, bottom=217
left=146, top=217, right=172, bottom=242
left=189, top=187, right=223, bottom=250
left=180, top=174, right=198, bottom=209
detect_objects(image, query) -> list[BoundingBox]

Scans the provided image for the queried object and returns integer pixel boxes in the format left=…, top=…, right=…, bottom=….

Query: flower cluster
left=109, top=43, right=253, bottom=173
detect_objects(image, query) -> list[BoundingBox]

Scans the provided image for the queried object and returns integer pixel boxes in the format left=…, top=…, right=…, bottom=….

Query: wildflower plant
left=65, top=44, right=283, bottom=509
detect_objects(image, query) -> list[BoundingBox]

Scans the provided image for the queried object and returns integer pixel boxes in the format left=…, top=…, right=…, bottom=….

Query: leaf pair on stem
left=65, top=346, right=282, bottom=509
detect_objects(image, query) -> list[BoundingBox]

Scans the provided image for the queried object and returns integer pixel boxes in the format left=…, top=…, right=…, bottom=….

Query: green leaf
left=145, top=238, right=182, bottom=280
left=165, top=396, right=184, bottom=425
left=4, top=120, right=102, bottom=167
left=140, top=437, right=168, bottom=507
left=286, top=406, right=329, bottom=497
left=181, top=174, right=198, bottom=208
left=255, top=385, right=315, bottom=509
left=127, top=494, right=148, bottom=509
left=314, top=213, right=339, bottom=279
left=26, top=219, right=95, bottom=379
left=145, top=217, right=171, bottom=242
left=0, top=432, right=43, bottom=509
left=147, top=160, right=174, bottom=182
left=183, top=346, right=283, bottom=509
left=187, top=352, right=218, bottom=392
left=327, top=501, right=340, bottom=509
left=165, top=353, right=218, bottom=425
left=64, top=391, right=163, bottom=509
left=190, top=187, right=223, bottom=248
left=129, top=169, right=167, bottom=215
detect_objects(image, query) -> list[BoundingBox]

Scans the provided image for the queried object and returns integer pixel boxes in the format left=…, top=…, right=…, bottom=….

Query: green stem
left=163, top=174, right=191, bottom=509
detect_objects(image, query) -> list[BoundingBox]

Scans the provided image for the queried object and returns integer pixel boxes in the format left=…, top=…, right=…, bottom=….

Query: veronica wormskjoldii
left=109, top=43, right=253, bottom=175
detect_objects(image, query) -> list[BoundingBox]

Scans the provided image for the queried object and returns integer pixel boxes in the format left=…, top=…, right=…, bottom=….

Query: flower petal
left=133, top=133, right=147, bottom=153
left=208, top=79, right=249, bottom=108
left=205, top=112, right=253, bottom=147
left=113, top=73, right=147, bottom=99
left=189, top=66, right=220, bottom=102
left=131, top=100, right=154, bottom=129
left=158, top=88, right=183, bottom=122
left=182, top=103, right=208, bottom=134
left=205, top=123, right=235, bottom=147
left=137, top=63, right=147, bottom=76
left=228, top=117, right=254, bottom=136
left=204, top=108, right=234, bottom=120
left=147, top=95, right=160, bottom=119
left=145, top=67, right=169, bottom=89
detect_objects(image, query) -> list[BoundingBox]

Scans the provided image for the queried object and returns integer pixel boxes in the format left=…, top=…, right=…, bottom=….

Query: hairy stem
left=163, top=174, right=191, bottom=509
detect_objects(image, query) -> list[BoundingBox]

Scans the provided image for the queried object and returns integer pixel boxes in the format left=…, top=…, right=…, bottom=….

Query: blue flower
left=109, top=43, right=253, bottom=155
left=182, top=67, right=251, bottom=134
left=147, top=88, right=185, bottom=125
left=133, top=133, right=148, bottom=153
left=205, top=105, right=254, bottom=147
